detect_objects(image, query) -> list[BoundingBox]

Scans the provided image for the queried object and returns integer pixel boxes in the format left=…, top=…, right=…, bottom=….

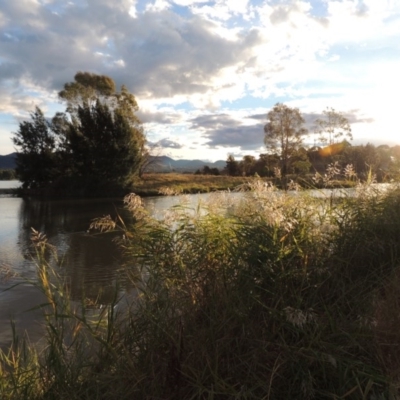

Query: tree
left=12, top=107, right=59, bottom=189
left=264, top=103, right=308, bottom=179
left=254, top=153, right=280, bottom=177
left=195, top=166, right=220, bottom=175
left=240, top=155, right=256, bottom=176
left=0, top=169, right=16, bottom=180
left=315, top=107, right=352, bottom=145
left=66, top=100, right=145, bottom=191
left=58, top=72, right=142, bottom=129
left=58, top=72, right=147, bottom=187
left=13, top=72, right=147, bottom=195
left=225, top=155, right=240, bottom=176
left=58, top=71, right=116, bottom=113
left=290, top=147, right=311, bottom=175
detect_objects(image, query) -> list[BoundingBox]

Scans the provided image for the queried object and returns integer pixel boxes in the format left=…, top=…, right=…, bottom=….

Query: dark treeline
left=0, top=169, right=16, bottom=180
left=194, top=165, right=221, bottom=175
left=223, top=103, right=400, bottom=183
left=225, top=142, right=400, bottom=183
left=12, top=72, right=146, bottom=197
left=13, top=77, right=400, bottom=194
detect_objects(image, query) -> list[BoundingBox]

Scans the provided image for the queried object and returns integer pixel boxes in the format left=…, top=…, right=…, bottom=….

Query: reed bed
left=1, top=176, right=400, bottom=399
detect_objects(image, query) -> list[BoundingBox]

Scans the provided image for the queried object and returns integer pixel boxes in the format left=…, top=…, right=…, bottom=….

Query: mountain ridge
left=0, top=152, right=226, bottom=172
left=0, top=153, right=16, bottom=169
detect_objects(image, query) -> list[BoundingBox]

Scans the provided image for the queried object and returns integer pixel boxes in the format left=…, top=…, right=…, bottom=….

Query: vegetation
left=315, top=107, right=353, bottom=145
left=12, top=72, right=146, bottom=196
left=11, top=93, right=400, bottom=196
left=264, top=103, right=308, bottom=180
left=194, top=165, right=220, bottom=176
left=225, top=143, right=400, bottom=184
left=2, top=176, right=400, bottom=398
left=12, top=107, right=59, bottom=189
left=134, top=173, right=252, bottom=196
left=223, top=103, right=399, bottom=185
left=0, top=169, right=16, bottom=180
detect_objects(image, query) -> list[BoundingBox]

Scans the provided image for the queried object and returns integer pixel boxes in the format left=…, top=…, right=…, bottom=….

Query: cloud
left=0, top=0, right=400, bottom=156
left=150, top=138, right=184, bottom=149
left=269, top=2, right=310, bottom=25
left=0, top=0, right=265, bottom=113
left=190, top=113, right=264, bottom=150
left=138, top=109, right=182, bottom=124
left=246, top=113, right=265, bottom=121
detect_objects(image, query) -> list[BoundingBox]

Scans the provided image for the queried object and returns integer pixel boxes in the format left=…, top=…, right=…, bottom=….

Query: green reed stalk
left=1, top=180, right=400, bottom=398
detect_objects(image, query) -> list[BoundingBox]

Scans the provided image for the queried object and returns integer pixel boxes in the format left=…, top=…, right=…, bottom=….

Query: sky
left=0, top=0, right=399, bottom=161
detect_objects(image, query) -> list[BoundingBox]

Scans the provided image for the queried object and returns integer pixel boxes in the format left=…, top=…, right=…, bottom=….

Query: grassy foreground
left=2, top=179, right=400, bottom=399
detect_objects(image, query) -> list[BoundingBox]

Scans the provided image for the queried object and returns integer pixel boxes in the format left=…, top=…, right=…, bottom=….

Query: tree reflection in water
left=17, top=197, right=135, bottom=305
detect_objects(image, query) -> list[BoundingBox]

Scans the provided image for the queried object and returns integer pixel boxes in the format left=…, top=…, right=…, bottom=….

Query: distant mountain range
left=0, top=152, right=225, bottom=172
left=149, top=155, right=225, bottom=172
left=0, top=153, right=16, bottom=169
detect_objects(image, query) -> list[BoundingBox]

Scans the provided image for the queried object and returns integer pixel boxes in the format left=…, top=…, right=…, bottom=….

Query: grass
left=2, top=177, right=400, bottom=399
left=132, top=173, right=260, bottom=196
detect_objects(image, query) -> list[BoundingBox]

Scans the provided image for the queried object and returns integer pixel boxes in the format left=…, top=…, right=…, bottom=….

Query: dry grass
left=3, top=178, right=400, bottom=399
left=132, top=173, right=259, bottom=196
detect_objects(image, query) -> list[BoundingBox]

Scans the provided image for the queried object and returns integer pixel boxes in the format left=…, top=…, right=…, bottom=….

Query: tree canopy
left=264, top=103, right=308, bottom=178
left=315, top=107, right=352, bottom=145
left=13, top=73, right=146, bottom=196
left=12, top=107, right=59, bottom=189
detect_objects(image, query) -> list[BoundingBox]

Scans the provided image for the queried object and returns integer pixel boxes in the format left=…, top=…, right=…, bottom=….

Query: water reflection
left=63, top=232, right=126, bottom=304
left=0, top=193, right=214, bottom=346
left=18, top=198, right=136, bottom=300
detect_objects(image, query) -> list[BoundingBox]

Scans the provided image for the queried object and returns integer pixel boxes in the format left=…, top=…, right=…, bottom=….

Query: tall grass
left=2, top=178, right=400, bottom=399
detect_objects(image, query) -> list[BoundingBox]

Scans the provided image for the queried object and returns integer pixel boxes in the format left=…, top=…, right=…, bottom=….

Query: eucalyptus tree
left=240, top=155, right=256, bottom=176
left=13, top=72, right=147, bottom=195
left=315, top=107, right=352, bottom=145
left=225, top=154, right=241, bottom=176
left=12, top=107, right=59, bottom=189
left=66, top=100, right=145, bottom=191
left=264, top=103, right=308, bottom=179
left=57, top=72, right=147, bottom=189
left=58, top=71, right=116, bottom=112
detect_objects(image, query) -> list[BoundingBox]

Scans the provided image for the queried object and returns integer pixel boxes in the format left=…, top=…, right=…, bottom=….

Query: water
left=0, top=183, right=393, bottom=347
left=0, top=180, right=20, bottom=189
left=0, top=192, right=216, bottom=347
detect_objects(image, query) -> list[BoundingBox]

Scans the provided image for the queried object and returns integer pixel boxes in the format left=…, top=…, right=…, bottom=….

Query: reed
left=1, top=176, right=400, bottom=399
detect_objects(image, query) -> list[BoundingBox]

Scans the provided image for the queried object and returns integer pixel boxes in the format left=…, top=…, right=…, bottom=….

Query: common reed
left=1, top=172, right=400, bottom=399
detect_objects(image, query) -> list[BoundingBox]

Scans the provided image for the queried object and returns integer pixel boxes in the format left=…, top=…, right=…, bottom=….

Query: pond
left=0, top=190, right=218, bottom=348
left=0, top=180, right=20, bottom=189
left=0, top=182, right=392, bottom=348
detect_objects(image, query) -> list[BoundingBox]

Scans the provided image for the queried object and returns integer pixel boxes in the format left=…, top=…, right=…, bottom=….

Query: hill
left=0, top=153, right=225, bottom=172
left=0, top=152, right=16, bottom=169
left=149, top=156, right=225, bottom=172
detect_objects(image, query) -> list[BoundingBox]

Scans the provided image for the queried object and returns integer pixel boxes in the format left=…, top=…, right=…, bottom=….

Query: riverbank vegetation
left=133, top=173, right=255, bottom=196
left=0, top=169, right=16, bottom=180
left=11, top=72, right=400, bottom=198
left=224, top=142, right=400, bottom=183
left=12, top=72, right=146, bottom=197
left=2, top=176, right=400, bottom=399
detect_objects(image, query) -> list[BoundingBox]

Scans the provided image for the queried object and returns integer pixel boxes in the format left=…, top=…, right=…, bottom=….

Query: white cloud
left=145, top=0, right=171, bottom=12
left=0, top=0, right=400, bottom=157
left=171, top=0, right=209, bottom=6
left=190, top=0, right=252, bottom=21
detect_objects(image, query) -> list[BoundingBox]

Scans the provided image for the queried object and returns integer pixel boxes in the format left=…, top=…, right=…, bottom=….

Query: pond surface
left=0, top=180, right=20, bottom=189
left=0, top=182, right=392, bottom=348
left=0, top=191, right=215, bottom=347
